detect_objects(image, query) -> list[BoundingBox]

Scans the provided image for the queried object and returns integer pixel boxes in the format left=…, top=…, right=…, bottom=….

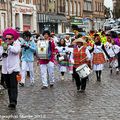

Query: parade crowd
left=0, top=28, right=120, bottom=110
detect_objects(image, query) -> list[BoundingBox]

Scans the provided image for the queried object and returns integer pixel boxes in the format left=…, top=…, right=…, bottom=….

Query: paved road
left=0, top=64, right=120, bottom=120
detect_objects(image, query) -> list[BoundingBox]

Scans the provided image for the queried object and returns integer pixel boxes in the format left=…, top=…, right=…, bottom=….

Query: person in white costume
left=105, top=35, right=120, bottom=73
left=19, top=31, right=36, bottom=87
left=56, top=38, right=73, bottom=80
left=0, top=28, right=21, bottom=109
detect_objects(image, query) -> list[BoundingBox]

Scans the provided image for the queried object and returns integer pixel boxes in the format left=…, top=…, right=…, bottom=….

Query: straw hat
left=72, top=38, right=86, bottom=44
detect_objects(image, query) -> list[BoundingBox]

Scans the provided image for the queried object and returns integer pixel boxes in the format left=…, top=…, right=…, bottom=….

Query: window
left=84, top=1, right=92, bottom=11
left=0, top=0, right=6, bottom=3
left=78, top=2, right=81, bottom=16
left=70, top=1, right=72, bottom=15
left=26, top=0, right=29, bottom=4
left=88, top=2, right=92, bottom=11
left=74, top=1, right=77, bottom=16
left=65, top=0, right=68, bottom=15
left=97, top=2, right=99, bottom=11
left=19, top=0, right=22, bottom=3
left=102, top=3, right=104, bottom=12
left=84, top=2, right=87, bottom=11
left=95, top=1, right=97, bottom=11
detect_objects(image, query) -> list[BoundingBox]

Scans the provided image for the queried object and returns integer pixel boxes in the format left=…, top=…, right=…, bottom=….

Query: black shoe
left=77, top=86, right=80, bottom=92
left=116, top=71, right=119, bottom=75
left=80, top=89, right=85, bottom=93
left=97, top=77, right=101, bottom=82
left=41, top=86, right=48, bottom=90
left=50, top=84, right=54, bottom=88
left=19, top=83, right=24, bottom=87
left=1, top=83, right=7, bottom=89
left=8, top=103, right=16, bottom=110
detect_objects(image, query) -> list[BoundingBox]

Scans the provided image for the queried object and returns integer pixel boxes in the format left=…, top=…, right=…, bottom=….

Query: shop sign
left=71, top=17, right=84, bottom=25
left=13, top=6, right=34, bottom=14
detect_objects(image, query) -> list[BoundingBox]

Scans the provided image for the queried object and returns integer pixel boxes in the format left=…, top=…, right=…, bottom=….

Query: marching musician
left=72, top=38, right=91, bottom=92
left=19, top=31, right=36, bottom=87
left=0, top=28, right=21, bottom=109
left=37, top=30, right=56, bottom=89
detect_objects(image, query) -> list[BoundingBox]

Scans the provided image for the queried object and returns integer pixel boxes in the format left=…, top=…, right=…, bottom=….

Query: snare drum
left=76, top=64, right=91, bottom=78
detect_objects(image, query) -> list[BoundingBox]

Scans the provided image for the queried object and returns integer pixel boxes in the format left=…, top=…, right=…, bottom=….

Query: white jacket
left=0, top=40, right=21, bottom=74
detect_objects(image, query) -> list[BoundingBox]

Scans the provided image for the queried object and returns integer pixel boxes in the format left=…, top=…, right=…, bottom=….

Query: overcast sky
left=104, top=0, right=113, bottom=10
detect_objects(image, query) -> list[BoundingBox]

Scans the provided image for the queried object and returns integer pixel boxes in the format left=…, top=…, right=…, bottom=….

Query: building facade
left=11, top=0, right=37, bottom=32
left=65, top=0, right=105, bottom=32
left=33, top=0, right=66, bottom=34
left=0, top=0, right=8, bottom=33
left=92, top=0, right=105, bottom=30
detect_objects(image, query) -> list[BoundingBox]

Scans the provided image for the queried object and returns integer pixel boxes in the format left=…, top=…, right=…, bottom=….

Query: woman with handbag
left=90, top=34, right=110, bottom=81
left=56, top=38, right=73, bottom=80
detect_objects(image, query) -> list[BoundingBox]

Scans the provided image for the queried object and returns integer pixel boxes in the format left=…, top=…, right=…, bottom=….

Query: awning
left=50, top=15, right=66, bottom=21
left=38, top=13, right=67, bottom=23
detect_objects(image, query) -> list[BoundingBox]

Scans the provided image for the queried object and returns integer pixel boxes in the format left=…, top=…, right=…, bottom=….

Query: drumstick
left=79, top=57, right=88, bottom=63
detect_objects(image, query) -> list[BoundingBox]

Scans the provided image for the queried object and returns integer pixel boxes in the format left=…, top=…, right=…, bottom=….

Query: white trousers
left=40, top=62, right=55, bottom=87
left=21, top=61, right=34, bottom=84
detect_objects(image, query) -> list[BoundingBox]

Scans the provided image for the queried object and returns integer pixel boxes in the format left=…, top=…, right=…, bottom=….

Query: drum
left=110, top=59, right=118, bottom=68
left=76, top=64, right=91, bottom=78
left=37, top=40, right=51, bottom=59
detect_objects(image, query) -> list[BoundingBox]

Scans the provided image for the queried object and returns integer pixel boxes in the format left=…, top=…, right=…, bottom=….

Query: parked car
left=56, top=32, right=75, bottom=39
left=106, top=29, right=120, bottom=35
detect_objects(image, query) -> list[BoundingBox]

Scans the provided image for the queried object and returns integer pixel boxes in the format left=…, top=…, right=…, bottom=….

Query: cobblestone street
left=0, top=64, right=120, bottom=120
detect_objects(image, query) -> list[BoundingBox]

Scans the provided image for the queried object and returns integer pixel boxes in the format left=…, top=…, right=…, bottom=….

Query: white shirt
left=93, top=44, right=103, bottom=54
left=53, top=36, right=58, bottom=45
left=0, top=40, right=21, bottom=74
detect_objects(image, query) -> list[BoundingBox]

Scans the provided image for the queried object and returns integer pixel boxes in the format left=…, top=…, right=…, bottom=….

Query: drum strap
left=48, top=41, right=52, bottom=59
left=112, top=46, right=118, bottom=58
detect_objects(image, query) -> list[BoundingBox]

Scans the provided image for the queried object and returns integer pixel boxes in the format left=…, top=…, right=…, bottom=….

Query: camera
left=2, top=51, right=8, bottom=58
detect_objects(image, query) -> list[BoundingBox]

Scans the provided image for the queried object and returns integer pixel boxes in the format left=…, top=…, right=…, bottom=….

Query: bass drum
left=36, top=40, right=51, bottom=59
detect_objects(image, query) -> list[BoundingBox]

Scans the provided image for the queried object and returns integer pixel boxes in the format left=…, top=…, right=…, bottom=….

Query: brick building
left=0, top=0, right=105, bottom=33
left=33, top=0, right=67, bottom=34
left=92, top=0, right=105, bottom=30
left=11, top=0, right=37, bottom=32
left=65, top=0, right=105, bottom=32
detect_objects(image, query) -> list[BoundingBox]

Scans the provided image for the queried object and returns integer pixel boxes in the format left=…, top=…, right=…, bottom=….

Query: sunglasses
left=5, top=38, right=13, bottom=40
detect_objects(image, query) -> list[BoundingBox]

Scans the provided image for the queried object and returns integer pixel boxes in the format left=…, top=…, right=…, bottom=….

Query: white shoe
left=30, top=82, right=34, bottom=86
left=61, top=76, right=64, bottom=80
left=116, top=68, right=119, bottom=74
